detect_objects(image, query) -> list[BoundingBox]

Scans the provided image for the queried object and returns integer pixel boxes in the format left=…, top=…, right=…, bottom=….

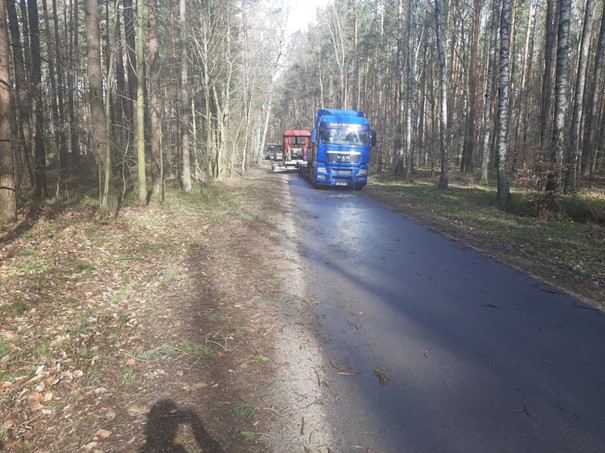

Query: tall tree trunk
left=114, top=0, right=127, bottom=163
left=104, top=2, right=120, bottom=195
left=6, top=0, right=33, bottom=189
left=418, top=41, right=428, bottom=168
left=180, top=0, right=192, bottom=191
left=28, top=0, right=47, bottom=198
left=565, top=0, right=592, bottom=194
left=540, top=0, right=556, bottom=146
left=67, top=0, right=80, bottom=170
left=148, top=0, right=162, bottom=200
left=581, top=0, right=605, bottom=178
left=461, top=0, right=482, bottom=173
left=481, top=0, right=499, bottom=185
left=0, top=0, right=16, bottom=223
left=123, top=0, right=137, bottom=140
left=395, top=0, right=405, bottom=176
left=240, top=0, right=251, bottom=175
left=86, top=0, right=113, bottom=213
left=435, top=0, right=449, bottom=190
left=405, top=0, right=417, bottom=180
left=19, top=0, right=30, bottom=75
left=167, top=3, right=180, bottom=182
left=496, top=0, right=512, bottom=202
left=198, top=4, right=214, bottom=182
left=42, top=0, right=66, bottom=196
left=259, top=90, right=274, bottom=166
left=214, top=2, right=233, bottom=181
left=136, top=0, right=147, bottom=203
left=52, top=0, right=67, bottom=177
left=318, top=38, right=325, bottom=107
left=506, top=0, right=518, bottom=134
left=516, top=0, right=537, bottom=145
left=546, top=0, right=571, bottom=192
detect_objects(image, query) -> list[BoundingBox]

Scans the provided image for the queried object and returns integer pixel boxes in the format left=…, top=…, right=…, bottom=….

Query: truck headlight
left=317, top=167, right=328, bottom=174
left=358, top=169, right=367, bottom=175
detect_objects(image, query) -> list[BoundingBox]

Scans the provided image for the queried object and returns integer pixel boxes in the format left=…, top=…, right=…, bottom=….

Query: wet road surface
left=286, top=174, right=605, bottom=452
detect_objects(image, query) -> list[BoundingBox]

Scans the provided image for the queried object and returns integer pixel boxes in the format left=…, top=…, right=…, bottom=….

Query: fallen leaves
left=1, top=173, right=288, bottom=452
left=93, top=428, right=112, bottom=439
left=0, top=205, right=183, bottom=449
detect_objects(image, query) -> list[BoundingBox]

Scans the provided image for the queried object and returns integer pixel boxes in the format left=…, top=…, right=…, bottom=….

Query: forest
left=0, top=0, right=604, bottom=224
left=0, top=2, right=604, bottom=449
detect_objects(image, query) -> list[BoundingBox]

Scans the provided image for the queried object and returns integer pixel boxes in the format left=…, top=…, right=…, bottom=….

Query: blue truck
left=306, top=109, right=376, bottom=190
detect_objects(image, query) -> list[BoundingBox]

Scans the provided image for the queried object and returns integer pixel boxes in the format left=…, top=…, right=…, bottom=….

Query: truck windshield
left=319, top=128, right=368, bottom=146
left=288, top=136, right=309, bottom=145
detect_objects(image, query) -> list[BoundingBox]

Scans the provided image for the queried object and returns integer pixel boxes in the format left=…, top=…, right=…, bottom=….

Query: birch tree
left=461, top=0, right=482, bottom=173
left=435, top=0, right=449, bottom=190
left=180, top=0, right=192, bottom=191
left=480, top=0, right=499, bottom=185
left=565, top=0, right=593, bottom=193
left=496, top=0, right=511, bottom=201
left=194, top=0, right=214, bottom=182
left=515, top=0, right=537, bottom=145
left=546, top=0, right=572, bottom=192
left=136, top=0, right=147, bottom=203
left=405, top=0, right=417, bottom=180
left=395, top=0, right=405, bottom=176
left=241, top=0, right=252, bottom=175
left=540, top=0, right=556, bottom=146
left=123, top=0, right=137, bottom=134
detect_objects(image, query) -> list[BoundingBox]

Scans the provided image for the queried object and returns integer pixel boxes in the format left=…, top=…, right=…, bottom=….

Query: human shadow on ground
left=138, top=400, right=224, bottom=453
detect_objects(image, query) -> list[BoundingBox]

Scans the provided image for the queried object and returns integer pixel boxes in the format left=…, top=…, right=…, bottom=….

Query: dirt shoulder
left=0, top=168, right=329, bottom=452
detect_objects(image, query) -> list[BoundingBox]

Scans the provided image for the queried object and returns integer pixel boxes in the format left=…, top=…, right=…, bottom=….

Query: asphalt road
left=287, top=174, right=605, bottom=453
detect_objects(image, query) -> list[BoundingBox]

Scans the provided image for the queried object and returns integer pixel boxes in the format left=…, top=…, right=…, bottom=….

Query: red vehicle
left=271, top=129, right=311, bottom=172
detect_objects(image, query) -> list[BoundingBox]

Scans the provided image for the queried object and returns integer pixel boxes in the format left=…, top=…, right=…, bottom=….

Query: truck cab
left=271, top=130, right=311, bottom=172
left=307, top=109, right=376, bottom=190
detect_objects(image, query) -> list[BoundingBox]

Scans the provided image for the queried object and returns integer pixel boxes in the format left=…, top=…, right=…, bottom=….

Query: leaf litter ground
left=0, top=169, right=316, bottom=452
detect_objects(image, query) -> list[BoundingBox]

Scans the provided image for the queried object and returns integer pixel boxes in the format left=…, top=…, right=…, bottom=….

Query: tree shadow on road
left=138, top=400, right=224, bottom=453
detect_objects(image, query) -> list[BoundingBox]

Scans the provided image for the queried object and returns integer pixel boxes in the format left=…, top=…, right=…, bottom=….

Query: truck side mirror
left=311, top=129, right=317, bottom=143
left=371, top=130, right=377, bottom=147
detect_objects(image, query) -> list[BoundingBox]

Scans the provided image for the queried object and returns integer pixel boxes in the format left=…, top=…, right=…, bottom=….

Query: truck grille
left=332, top=169, right=353, bottom=176
left=327, top=152, right=361, bottom=163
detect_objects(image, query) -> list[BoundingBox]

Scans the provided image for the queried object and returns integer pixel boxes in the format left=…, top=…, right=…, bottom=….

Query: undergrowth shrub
left=516, top=191, right=605, bottom=224
left=560, top=196, right=605, bottom=225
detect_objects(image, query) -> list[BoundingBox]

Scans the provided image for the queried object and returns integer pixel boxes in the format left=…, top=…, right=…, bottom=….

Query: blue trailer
left=306, top=109, right=376, bottom=190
